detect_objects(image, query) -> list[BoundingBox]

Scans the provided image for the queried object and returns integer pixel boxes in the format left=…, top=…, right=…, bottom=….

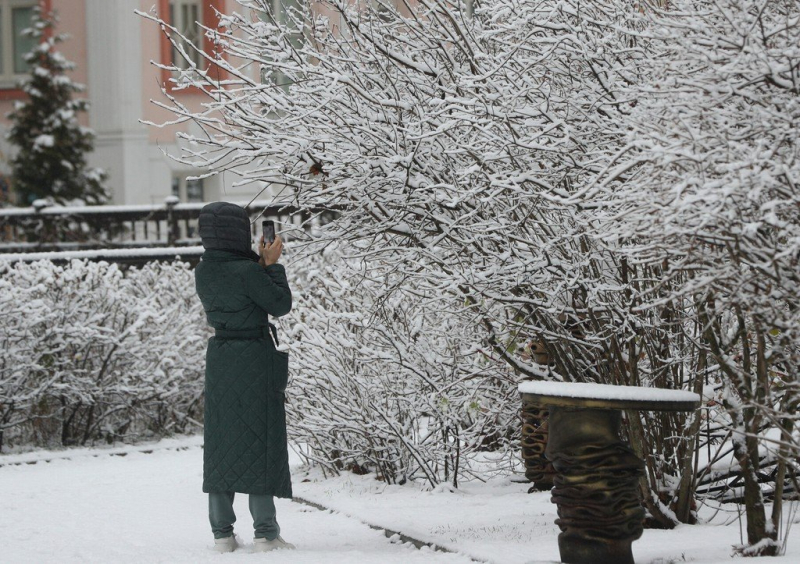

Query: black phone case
left=262, top=222, right=275, bottom=243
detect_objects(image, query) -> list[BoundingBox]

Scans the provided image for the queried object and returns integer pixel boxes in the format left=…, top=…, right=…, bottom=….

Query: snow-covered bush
left=283, top=244, right=518, bottom=487
left=0, top=260, right=209, bottom=451
left=0, top=254, right=520, bottom=488
left=581, top=0, right=800, bottom=553
left=142, top=0, right=700, bottom=512
left=140, top=0, right=800, bottom=550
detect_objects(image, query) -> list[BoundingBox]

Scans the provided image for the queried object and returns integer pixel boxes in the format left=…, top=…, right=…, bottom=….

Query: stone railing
left=0, top=198, right=336, bottom=266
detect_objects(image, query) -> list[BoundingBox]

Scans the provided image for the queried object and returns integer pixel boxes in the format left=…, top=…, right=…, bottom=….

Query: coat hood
left=198, top=202, right=253, bottom=257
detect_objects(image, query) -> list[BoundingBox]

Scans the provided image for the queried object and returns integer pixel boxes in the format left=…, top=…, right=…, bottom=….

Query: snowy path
left=0, top=441, right=472, bottom=564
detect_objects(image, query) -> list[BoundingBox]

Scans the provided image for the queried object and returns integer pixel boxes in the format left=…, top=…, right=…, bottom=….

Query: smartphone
left=262, top=220, right=275, bottom=244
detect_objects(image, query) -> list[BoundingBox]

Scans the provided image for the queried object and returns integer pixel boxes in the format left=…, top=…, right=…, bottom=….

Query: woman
left=195, top=202, right=295, bottom=553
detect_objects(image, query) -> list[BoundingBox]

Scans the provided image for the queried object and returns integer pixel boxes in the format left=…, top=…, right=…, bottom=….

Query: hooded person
left=194, top=201, right=295, bottom=553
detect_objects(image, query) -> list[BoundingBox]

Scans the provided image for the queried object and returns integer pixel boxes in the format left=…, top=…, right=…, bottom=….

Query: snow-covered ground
left=0, top=438, right=468, bottom=564
left=2, top=435, right=798, bottom=563
left=295, top=468, right=800, bottom=564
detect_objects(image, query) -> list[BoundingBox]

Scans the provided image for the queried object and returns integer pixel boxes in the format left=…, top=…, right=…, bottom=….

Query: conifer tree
left=6, top=8, right=107, bottom=205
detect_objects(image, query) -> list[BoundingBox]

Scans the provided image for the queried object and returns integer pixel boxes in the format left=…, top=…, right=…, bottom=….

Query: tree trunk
left=770, top=393, right=797, bottom=550
left=674, top=350, right=706, bottom=523
left=732, top=431, right=776, bottom=553
left=724, top=390, right=778, bottom=555
left=626, top=410, right=676, bottom=529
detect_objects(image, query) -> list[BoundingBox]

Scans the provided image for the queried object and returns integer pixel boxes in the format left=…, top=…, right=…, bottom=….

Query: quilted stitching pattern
left=196, top=252, right=292, bottom=497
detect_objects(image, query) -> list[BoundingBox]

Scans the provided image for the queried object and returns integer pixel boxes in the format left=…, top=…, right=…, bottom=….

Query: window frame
left=158, top=0, right=227, bottom=95
left=0, top=0, right=47, bottom=93
left=169, top=0, right=203, bottom=71
left=258, top=0, right=306, bottom=89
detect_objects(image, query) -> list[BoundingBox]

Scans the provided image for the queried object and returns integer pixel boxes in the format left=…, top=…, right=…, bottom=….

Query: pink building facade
left=0, top=0, right=270, bottom=205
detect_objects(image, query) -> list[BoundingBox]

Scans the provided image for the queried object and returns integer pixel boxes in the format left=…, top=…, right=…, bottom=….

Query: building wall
left=0, top=0, right=272, bottom=206
left=54, top=0, right=88, bottom=126
left=139, top=0, right=235, bottom=206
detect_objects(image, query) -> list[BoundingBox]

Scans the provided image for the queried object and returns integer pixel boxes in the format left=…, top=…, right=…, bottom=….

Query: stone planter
left=519, top=381, right=700, bottom=564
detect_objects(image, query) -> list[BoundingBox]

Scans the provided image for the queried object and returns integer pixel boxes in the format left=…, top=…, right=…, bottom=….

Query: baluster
left=166, top=197, right=178, bottom=245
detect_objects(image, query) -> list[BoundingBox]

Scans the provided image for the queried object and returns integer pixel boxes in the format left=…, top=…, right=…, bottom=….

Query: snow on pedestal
left=519, top=380, right=700, bottom=404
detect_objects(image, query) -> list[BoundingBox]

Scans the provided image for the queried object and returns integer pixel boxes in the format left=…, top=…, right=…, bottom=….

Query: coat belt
left=214, top=324, right=280, bottom=346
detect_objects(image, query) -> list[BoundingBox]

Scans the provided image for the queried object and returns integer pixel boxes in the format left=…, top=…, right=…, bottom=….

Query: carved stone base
left=520, top=404, right=556, bottom=491
left=546, top=408, right=645, bottom=564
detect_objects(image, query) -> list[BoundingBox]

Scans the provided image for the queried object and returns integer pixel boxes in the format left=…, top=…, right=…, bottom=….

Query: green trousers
left=208, top=491, right=280, bottom=540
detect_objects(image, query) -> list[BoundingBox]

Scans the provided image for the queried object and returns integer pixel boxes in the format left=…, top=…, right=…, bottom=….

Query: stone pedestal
left=547, top=408, right=644, bottom=564
left=519, top=381, right=700, bottom=564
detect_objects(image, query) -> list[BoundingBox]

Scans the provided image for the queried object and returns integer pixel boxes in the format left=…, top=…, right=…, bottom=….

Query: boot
left=253, top=536, right=296, bottom=552
left=211, top=534, right=239, bottom=553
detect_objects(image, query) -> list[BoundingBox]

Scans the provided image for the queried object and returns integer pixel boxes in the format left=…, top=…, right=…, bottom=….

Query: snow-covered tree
left=283, top=242, right=519, bottom=487
left=6, top=8, right=106, bottom=206
left=140, top=0, right=800, bottom=551
left=583, top=0, right=800, bottom=554
left=140, top=0, right=696, bottom=513
left=141, top=0, right=684, bottom=498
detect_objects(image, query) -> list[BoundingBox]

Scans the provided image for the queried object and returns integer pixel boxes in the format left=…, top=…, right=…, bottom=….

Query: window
left=172, top=174, right=204, bottom=202
left=0, top=0, right=37, bottom=85
left=169, top=0, right=202, bottom=70
left=171, top=174, right=205, bottom=238
left=369, top=0, right=396, bottom=22
left=159, top=0, right=229, bottom=92
left=186, top=177, right=204, bottom=202
left=259, top=0, right=305, bottom=89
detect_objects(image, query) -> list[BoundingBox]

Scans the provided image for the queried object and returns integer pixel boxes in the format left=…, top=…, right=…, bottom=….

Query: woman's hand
left=259, top=235, right=283, bottom=266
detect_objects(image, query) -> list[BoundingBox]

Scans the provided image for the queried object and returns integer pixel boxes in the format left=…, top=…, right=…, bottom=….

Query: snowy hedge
left=0, top=259, right=210, bottom=452
left=283, top=245, right=519, bottom=487
left=0, top=256, right=518, bottom=487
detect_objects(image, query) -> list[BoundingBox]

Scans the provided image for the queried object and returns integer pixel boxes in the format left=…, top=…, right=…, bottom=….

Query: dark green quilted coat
left=195, top=202, right=293, bottom=497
